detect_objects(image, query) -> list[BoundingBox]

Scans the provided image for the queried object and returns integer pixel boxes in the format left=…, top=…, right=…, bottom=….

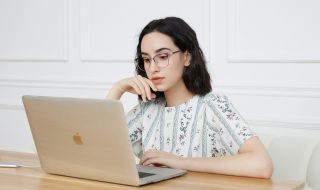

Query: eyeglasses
left=136, top=50, right=181, bottom=71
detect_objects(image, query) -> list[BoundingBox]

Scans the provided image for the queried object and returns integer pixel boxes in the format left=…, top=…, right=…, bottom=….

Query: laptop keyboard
left=138, top=172, right=156, bottom=178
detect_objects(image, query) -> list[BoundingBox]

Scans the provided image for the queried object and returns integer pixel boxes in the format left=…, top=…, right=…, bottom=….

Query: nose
left=148, top=59, right=160, bottom=73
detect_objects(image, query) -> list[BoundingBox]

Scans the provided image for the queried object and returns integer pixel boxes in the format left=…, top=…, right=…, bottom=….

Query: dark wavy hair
left=135, top=17, right=212, bottom=99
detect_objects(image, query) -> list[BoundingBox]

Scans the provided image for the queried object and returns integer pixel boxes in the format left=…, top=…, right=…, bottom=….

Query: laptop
left=22, top=95, right=186, bottom=186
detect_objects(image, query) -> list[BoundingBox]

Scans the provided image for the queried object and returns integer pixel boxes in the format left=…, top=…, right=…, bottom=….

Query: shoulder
left=202, top=92, right=230, bottom=105
left=201, top=92, right=236, bottom=117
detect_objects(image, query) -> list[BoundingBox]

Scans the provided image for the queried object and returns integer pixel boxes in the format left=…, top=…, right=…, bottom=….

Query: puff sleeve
left=205, top=93, right=256, bottom=155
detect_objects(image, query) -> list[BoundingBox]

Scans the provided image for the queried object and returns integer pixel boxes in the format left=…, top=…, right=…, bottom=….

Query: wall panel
left=0, top=0, right=68, bottom=61
left=0, top=0, right=319, bottom=152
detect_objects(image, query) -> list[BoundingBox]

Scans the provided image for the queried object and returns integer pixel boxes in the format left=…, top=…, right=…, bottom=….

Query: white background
left=0, top=0, right=319, bottom=152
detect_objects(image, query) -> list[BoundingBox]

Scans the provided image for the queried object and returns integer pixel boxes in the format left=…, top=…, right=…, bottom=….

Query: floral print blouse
left=126, top=92, right=255, bottom=158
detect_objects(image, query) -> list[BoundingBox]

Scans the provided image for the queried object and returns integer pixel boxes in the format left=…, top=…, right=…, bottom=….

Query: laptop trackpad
left=137, top=165, right=187, bottom=185
left=138, top=172, right=156, bottom=178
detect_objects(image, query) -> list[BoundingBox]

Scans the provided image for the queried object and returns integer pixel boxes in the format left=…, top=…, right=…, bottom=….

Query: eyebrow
left=141, top=48, right=172, bottom=56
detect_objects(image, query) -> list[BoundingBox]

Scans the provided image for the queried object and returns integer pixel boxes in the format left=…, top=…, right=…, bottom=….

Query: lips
left=151, top=77, right=164, bottom=85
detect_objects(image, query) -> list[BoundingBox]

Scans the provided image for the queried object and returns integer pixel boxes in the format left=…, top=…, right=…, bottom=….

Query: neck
left=164, top=80, right=194, bottom=107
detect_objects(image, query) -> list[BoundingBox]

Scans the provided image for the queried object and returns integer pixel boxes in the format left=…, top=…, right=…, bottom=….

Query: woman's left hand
left=139, top=149, right=185, bottom=169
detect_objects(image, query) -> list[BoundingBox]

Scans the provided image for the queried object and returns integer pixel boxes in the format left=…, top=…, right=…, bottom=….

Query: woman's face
left=140, top=32, right=190, bottom=92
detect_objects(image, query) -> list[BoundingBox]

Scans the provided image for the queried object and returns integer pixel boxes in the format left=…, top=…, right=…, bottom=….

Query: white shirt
left=126, top=92, right=255, bottom=158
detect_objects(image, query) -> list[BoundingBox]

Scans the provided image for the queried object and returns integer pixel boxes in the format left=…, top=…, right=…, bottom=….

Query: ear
left=184, top=51, right=191, bottom=66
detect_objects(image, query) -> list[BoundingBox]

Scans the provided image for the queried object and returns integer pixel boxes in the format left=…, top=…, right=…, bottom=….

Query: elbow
left=257, top=157, right=274, bottom=179
left=260, top=164, right=273, bottom=179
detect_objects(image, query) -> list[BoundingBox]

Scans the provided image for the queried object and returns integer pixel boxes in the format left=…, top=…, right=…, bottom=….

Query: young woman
left=107, top=17, right=273, bottom=178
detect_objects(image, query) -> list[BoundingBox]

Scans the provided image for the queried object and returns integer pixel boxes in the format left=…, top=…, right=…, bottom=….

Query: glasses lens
left=154, top=53, right=169, bottom=68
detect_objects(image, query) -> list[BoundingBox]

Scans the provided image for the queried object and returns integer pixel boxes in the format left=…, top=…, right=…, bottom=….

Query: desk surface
left=0, top=150, right=304, bottom=190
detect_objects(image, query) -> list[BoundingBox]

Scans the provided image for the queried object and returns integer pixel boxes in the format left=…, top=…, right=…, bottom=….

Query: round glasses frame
left=135, top=50, right=181, bottom=71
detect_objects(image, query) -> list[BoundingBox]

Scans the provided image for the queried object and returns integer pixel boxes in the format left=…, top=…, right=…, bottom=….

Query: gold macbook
left=22, top=95, right=186, bottom=186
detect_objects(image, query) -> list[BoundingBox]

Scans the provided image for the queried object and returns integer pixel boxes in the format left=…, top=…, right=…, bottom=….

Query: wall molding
left=0, top=77, right=112, bottom=90
left=214, top=81, right=320, bottom=98
left=248, top=119, right=320, bottom=131
left=227, top=58, right=320, bottom=64
left=0, top=77, right=113, bottom=111
left=201, top=0, right=211, bottom=63
left=1, top=78, right=320, bottom=97
left=0, top=104, right=23, bottom=110
left=245, top=113, right=320, bottom=131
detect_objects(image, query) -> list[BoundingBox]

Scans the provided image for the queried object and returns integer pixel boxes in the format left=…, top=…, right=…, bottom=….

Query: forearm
left=106, top=85, right=124, bottom=100
left=181, top=153, right=273, bottom=178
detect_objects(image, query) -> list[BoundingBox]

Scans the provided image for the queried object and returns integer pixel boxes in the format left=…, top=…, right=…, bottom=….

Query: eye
left=143, top=57, right=151, bottom=64
left=157, top=53, right=169, bottom=61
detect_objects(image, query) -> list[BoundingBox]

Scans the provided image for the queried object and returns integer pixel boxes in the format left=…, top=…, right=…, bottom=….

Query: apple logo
left=73, top=132, right=83, bottom=145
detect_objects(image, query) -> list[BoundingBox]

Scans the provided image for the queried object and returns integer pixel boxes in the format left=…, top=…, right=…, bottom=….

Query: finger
left=137, top=76, right=153, bottom=100
left=145, top=79, right=158, bottom=92
left=141, top=156, right=158, bottom=166
left=142, top=157, right=163, bottom=167
left=127, top=80, right=142, bottom=95
left=139, top=150, right=157, bottom=165
left=139, top=151, right=152, bottom=165
left=132, top=77, right=147, bottom=102
left=144, top=78, right=158, bottom=100
left=118, top=78, right=142, bottom=95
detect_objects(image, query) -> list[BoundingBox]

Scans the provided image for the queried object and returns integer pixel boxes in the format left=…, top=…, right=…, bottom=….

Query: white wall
left=212, top=0, right=320, bottom=136
left=0, top=0, right=319, bottom=152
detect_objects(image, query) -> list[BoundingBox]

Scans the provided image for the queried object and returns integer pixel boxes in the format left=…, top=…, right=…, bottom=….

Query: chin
left=157, top=84, right=175, bottom=93
left=154, top=85, right=166, bottom=92
left=155, top=87, right=165, bottom=92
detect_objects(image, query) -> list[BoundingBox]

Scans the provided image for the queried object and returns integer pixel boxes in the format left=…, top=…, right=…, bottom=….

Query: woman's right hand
left=106, top=75, right=158, bottom=101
